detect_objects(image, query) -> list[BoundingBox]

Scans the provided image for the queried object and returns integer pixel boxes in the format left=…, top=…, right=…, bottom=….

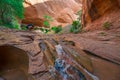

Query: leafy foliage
left=70, top=20, right=82, bottom=33
left=69, top=9, right=82, bottom=34
left=43, top=21, right=50, bottom=27
left=21, top=24, right=27, bottom=30
left=42, top=15, right=62, bottom=34
left=43, top=15, right=53, bottom=28
left=31, top=15, right=62, bottom=34
left=0, top=0, right=24, bottom=29
left=40, top=28, right=44, bottom=32
left=39, top=27, right=50, bottom=34
left=98, top=32, right=106, bottom=36
left=51, top=25, right=62, bottom=33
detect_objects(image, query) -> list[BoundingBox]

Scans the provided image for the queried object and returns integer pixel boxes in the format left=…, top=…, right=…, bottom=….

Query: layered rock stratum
left=81, top=0, right=120, bottom=30
left=0, top=28, right=120, bottom=80
left=23, top=0, right=82, bottom=27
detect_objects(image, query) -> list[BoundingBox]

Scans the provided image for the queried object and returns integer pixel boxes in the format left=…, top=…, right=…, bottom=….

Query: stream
left=38, top=39, right=99, bottom=80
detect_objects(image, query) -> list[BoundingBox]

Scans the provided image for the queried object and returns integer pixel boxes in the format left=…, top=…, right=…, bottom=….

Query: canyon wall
left=82, top=0, right=120, bottom=30
left=23, top=0, right=82, bottom=27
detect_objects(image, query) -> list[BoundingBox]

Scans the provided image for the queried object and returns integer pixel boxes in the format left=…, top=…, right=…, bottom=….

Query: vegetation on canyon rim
left=102, top=21, right=112, bottom=30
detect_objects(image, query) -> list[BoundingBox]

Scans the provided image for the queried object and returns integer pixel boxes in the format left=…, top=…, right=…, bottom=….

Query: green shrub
left=21, top=27, right=27, bottom=30
left=1, top=18, right=20, bottom=29
left=33, top=27, right=40, bottom=30
left=43, top=20, right=50, bottom=28
left=69, top=9, right=82, bottom=34
left=102, top=21, right=111, bottom=30
left=11, top=19, right=20, bottom=29
left=70, top=20, right=82, bottom=33
left=43, top=15, right=53, bottom=28
left=0, top=0, right=24, bottom=29
left=98, top=32, right=106, bottom=36
left=21, top=24, right=27, bottom=30
left=44, top=29, right=49, bottom=33
left=40, top=28, right=44, bottom=32
left=51, top=25, right=62, bottom=33
left=39, top=27, right=50, bottom=34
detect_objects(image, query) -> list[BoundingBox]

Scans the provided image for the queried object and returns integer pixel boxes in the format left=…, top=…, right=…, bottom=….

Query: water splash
left=55, top=44, right=65, bottom=57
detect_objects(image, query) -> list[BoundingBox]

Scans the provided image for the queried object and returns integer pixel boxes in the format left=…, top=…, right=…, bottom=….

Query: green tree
left=0, top=0, right=24, bottom=29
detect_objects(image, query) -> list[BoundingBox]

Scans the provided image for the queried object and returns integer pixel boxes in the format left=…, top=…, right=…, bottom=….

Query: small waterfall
left=39, top=40, right=99, bottom=80
left=53, top=44, right=86, bottom=80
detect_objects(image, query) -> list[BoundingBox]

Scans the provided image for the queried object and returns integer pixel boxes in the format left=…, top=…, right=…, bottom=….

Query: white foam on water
left=55, top=44, right=65, bottom=56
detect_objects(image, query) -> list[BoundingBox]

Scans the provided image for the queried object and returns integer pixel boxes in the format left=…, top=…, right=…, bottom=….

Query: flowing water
left=49, top=44, right=86, bottom=80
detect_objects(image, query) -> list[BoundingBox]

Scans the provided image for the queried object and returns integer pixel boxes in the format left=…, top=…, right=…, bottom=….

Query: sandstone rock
left=40, top=33, right=120, bottom=80
left=23, top=0, right=82, bottom=27
left=53, top=31, right=120, bottom=80
left=0, top=28, right=120, bottom=80
left=0, top=29, right=48, bottom=80
left=81, top=0, right=120, bottom=30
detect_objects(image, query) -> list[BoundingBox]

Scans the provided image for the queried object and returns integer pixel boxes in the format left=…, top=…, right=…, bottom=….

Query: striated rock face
left=81, top=0, right=120, bottom=30
left=0, top=29, right=48, bottom=80
left=0, top=28, right=120, bottom=80
left=23, top=0, right=82, bottom=27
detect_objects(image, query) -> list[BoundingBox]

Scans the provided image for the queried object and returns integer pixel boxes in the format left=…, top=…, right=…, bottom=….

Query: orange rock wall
left=82, top=0, right=120, bottom=30
left=23, top=0, right=82, bottom=27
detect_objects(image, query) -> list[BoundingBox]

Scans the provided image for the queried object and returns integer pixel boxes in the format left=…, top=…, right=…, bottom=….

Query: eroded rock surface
left=23, top=0, right=82, bottom=27
left=81, top=0, right=120, bottom=30
left=0, top=28, right=120, bottom=80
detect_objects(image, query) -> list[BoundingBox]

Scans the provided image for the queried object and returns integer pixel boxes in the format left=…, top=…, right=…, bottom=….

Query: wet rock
left=54, top=58, right=86, bottom=80
left=0, top=28, right=120, bottom=80
left=55, top=33, right=120, bottom=80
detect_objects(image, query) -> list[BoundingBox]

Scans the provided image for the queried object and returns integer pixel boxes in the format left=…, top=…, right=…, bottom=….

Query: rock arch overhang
left=0, top=44, right=29, bottom=80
